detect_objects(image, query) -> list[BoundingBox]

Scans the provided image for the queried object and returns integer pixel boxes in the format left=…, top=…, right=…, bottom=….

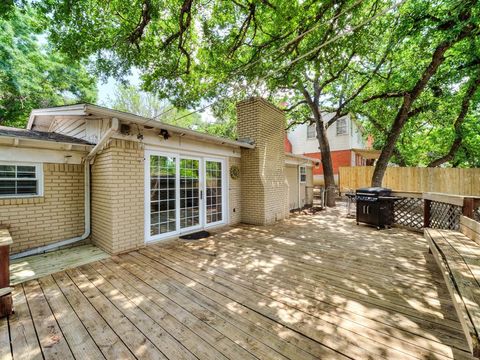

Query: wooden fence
left=339, top=166, right=480, bottom=196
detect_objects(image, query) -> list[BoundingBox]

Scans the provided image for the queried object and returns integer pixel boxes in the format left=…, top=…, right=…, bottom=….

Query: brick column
left=236, top=98, right=288, bottom=225
left=91, top=139, right=145, bottom=254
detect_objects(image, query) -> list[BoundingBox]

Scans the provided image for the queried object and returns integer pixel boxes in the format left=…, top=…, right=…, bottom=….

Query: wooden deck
left=1, top=209, right=475, bottom=359
left=10, top=244, right=109, bottom=285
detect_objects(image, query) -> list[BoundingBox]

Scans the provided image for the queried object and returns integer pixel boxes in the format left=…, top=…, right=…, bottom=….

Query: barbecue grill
left=355, top=187, right=398, bottom=229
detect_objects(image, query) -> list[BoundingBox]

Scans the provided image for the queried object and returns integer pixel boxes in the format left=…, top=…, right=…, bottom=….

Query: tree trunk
left=316, top=120, right=336, bottom=207
left=371, top=98, right=412, bottom=186
left=300, top=84, right=337, bottom=207
left=371, top=28, right=470, bottom=186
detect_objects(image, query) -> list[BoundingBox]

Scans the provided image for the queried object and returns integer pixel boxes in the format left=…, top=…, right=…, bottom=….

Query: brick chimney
left=236, top=98, right=288, bottom=225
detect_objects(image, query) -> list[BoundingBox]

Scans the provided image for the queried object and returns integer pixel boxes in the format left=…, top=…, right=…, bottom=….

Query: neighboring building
left=0, top=98, right=314, bottom=257
left=287, top=113, right=374, bottom=185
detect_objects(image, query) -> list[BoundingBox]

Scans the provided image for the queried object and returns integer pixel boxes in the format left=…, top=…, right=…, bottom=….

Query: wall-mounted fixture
left=120, top=124, right=131, bottom=135
left=159, top=129, right=170, bottom=140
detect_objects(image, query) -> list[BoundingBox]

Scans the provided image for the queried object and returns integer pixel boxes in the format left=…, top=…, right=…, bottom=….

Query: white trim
left=144, top=150, right=228, bottom=243
left=28, top=103, right=254, bottom=149
left=0, top=161, right=43, bottom=198
left=85, top=118, right=119, bottom=162
left=177, top=155, right=203, bottom=234
left=0, top=146, right=86, bottom=164
left=203, top=157, right=227, bottom=229
left=142, top=134, right=241, bottom=158
left=299, top=165, right=307, bottom=184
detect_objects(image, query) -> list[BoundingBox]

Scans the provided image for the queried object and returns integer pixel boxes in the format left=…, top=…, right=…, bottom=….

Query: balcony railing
left=391, top=191, right=480, bottom=232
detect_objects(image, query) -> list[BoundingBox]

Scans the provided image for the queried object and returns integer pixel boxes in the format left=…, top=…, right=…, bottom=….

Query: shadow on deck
left=1, top=208, right=474, bottom=359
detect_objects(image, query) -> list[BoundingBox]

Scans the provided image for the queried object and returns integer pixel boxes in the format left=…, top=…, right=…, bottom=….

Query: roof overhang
left=285, top=152, right=317, bottom=166
left=0, top=134, right=93, bottom=152
left=28, top=104, right=255, bottom=149
left=353, top=148, right=381, bottom=159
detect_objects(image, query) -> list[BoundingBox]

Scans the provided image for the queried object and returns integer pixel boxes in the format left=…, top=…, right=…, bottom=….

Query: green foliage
left=105, top=84, right=236, bottom=137
left=37, top=0, right=480, bottom=169
left=354, top=0, right=480, bottom=168
left=0, top=6, right=97, bottom=128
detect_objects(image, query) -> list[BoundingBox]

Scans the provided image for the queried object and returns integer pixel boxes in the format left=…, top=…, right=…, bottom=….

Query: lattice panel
left=430, top=201, right=462, bottom=230
left=394, top=197, right=424, bottom=230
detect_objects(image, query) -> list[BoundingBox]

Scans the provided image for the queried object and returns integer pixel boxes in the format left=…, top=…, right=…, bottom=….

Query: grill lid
left=356, top=187, right=392, bottom=196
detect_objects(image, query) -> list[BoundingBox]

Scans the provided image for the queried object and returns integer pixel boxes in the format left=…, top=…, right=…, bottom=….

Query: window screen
left=299, top=166, right=307, bottom=183
left=0, top=164, right=40, bottom=196
left=336, top=118, right=348, bottom=135
left=307, top=124, right=316, bottom=139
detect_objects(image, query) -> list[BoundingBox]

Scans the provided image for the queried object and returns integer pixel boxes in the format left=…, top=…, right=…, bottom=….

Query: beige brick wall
left=228, top=157, right=242, bottom=225
left=91, top=139, right=144, bottom=254
left=0, top=164, right=85, bottom=254
left=236, top=98, right=288, bottom=225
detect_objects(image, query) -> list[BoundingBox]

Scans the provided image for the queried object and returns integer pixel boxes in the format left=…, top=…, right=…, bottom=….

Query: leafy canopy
left=0, top=6, right=97, bottom=127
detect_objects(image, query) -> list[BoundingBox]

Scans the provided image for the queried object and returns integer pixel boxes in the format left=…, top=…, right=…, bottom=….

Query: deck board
left=2, top=210, right=476, bottom=359
left=0, top=314, right=11, bottom=360
left=10, top=244, right=109, bottom=285
left=137, top=247, right=458, bottom=360
left=151, top=245, right=469, bottom=354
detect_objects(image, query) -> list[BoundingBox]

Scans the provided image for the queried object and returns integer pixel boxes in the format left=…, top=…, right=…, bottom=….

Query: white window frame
left=203, top=157, right=227, bottom=230
left=306, top=124, right=316, bottom=139
left=336, top=118, right=348, bottom=136
left=0, top=162, right=43, bottom=198
left=144, top=150, right=228, bottom=243
left=299, top=166, right=307, bottom=183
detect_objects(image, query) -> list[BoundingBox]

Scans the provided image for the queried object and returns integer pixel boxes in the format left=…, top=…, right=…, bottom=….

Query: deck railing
left=390, top=191, right=480, bottom=232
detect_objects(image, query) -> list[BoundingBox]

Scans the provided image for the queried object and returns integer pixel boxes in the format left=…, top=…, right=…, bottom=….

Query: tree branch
left=362, top=91, right=406, bottom=103
left=128, top=0, right=152, bottom=49
left=428, top=70, right=480, bottom=167
left=283, top=100, right=307, bottom=112
left=161, top=0, right=194, bottom=73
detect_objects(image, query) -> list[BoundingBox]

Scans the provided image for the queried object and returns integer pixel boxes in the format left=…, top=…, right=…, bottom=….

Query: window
left=336, top=118, right=348, bottom=135
left=306, top=124, right=316, bottom=139
left=299, top=166, right=307, bottom=183
left=0, top=163, right=42, bottom=197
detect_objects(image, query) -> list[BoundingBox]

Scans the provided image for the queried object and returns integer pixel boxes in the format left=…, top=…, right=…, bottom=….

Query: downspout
left=11, top=118, right=119, bottom=260
left=299, top=165, right=302, bottom=209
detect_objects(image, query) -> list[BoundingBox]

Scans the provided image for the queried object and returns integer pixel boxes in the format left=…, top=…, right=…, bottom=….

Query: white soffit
left=29, top=104, right=255, bottom=149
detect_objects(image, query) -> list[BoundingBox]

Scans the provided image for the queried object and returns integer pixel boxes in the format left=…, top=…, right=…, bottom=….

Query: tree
left=0, top=6, right=97, bottom=128
left=358, top=0, right=479, bottom=185
left=105, top=84, right=236, bottom=136
left=38, top=0, right=399, bottom=206
left=427, top=71, right=480, bottom=167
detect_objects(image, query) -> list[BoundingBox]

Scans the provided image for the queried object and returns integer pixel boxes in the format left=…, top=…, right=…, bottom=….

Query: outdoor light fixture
left=159, top=129, right=170, bottom=140
left=120, top=124, right=131, bottom=135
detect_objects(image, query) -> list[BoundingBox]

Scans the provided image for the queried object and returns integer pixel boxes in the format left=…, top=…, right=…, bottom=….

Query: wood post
left=424, top=199, right=431, bottom=228
left=463, top=198, right=475, bottom=219
left=0, top=244, right=12, bottom=318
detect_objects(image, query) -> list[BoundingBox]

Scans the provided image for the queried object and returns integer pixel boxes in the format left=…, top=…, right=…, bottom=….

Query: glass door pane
left=150, top=155, right=177, bottom=236
left=205, top=160, right=223, bottom=224
left=179, top=158, right=200, bottom=229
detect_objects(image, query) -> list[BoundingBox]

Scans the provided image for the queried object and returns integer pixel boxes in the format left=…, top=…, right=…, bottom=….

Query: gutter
left=10, top=118, right=119, bottom=260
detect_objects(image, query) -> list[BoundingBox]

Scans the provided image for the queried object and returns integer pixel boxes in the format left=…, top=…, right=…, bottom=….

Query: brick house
left=0, top=98, right=313, bottom=257
left=287, top=113, right=376, bottom=185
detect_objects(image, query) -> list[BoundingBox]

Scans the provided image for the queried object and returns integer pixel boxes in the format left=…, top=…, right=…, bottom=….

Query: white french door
left=179, top=157, right=202, bottom=233
left=145, top=151, right=226, bottom=242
